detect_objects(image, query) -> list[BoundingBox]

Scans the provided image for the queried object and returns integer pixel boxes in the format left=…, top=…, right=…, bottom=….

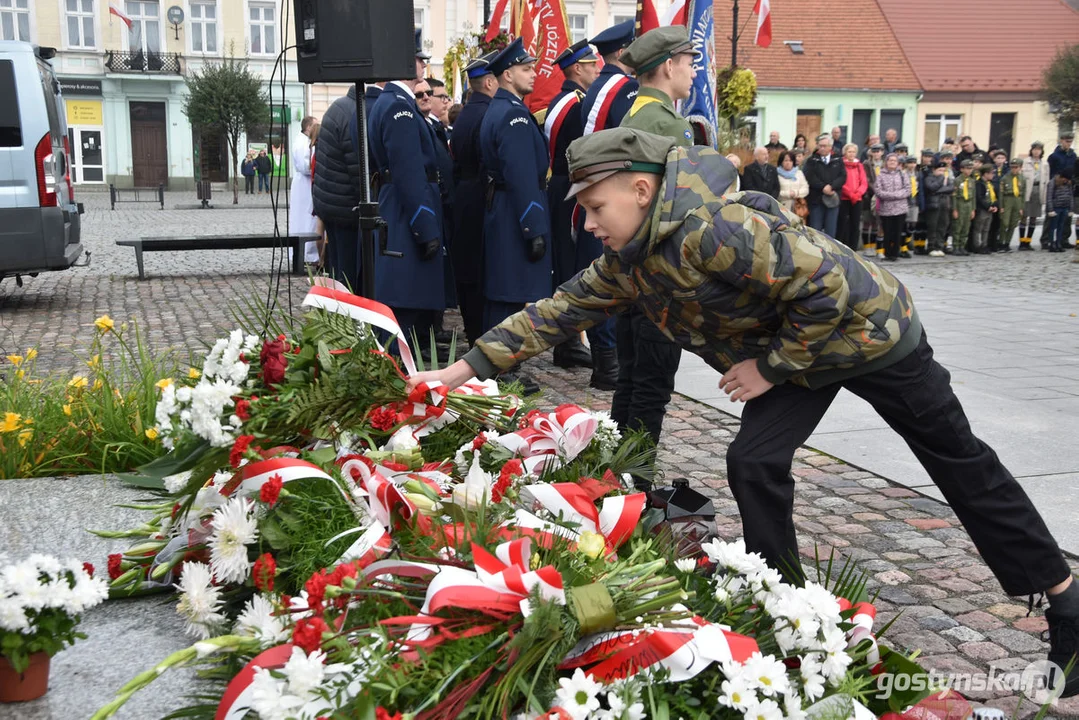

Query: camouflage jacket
left=464, top=146, right=923, bottom=389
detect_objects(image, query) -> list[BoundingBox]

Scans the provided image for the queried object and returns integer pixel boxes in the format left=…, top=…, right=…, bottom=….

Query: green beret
left=959, top=159, right=974, bottom=168
left=621, top=26, right=698, bottom=74
left=565, top=127, right=674, bottom=198
left=1010, top=157, right=1023, bottom=166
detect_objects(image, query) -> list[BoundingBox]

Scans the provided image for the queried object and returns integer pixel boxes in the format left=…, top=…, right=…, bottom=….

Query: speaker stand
left=352, top=80, right=400, bottom=299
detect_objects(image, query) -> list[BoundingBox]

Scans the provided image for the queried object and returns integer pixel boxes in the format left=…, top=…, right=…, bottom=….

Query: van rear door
left=0, top=58, right=22, bottom=212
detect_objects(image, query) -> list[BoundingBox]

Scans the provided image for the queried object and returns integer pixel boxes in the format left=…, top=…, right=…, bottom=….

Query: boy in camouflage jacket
left=410, top=128, right=1079, bottom=696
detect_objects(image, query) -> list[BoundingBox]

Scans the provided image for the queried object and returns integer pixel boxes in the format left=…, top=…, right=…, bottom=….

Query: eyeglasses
left=433, top=94, right=450, bottom=101
left=415, top=90, right=433, bottom=98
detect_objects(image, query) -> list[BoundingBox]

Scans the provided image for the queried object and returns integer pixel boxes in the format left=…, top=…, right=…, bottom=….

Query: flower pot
left=0, top=652, right=50, bottom=702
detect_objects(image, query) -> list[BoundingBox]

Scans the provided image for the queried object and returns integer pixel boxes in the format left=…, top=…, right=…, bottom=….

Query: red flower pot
left=0, top=652, right=50, bottom=702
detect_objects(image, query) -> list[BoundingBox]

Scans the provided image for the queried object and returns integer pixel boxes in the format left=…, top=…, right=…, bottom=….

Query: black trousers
left=457, top=281, right=485, bottom=346
left=988, top=211, right=1002, bottom=250
left=924, top=207, right=951, bottom=251
left=611, top=308, right=681, bottom=445
left=880, top=214, right=905, bottom=258
left=324, top=223, right=360, bottom=293
left=727, top=331, right=1069, bottom=596
left=836, top=199, right=862, bottom=250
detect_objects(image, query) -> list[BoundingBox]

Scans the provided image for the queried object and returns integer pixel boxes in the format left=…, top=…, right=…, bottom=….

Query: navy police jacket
left=367, top=82, right=446, bottom=310
left=479, top=87, right=551, bottom=304
left=450, top=92, right=491, bottom=285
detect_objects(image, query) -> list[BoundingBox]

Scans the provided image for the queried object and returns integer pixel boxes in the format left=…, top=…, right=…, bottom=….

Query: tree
left=183, top=55, right=268, bottom=204
left=1044, top=44, right=1079, bottom=128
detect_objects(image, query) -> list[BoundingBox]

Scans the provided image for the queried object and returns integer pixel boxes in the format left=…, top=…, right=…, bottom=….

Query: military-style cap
left=973, top=152, right=987, bottom=161
left=621, top=26, right=699, bottom=74
left=415, top=28, right=430, bottom=61
left=944, top=137, right=956, bottom=144
left=565, top=127, right=673, bottom=199
left=932, top=160, right=948, bottom=169
left=959, top=159, right=975, bottom=168
left=870, top=143, right=884, bottom=151
left=488, top=37, right=537, bottom=76
left=920, top=148, right=935, bottom=156
left=1061, top=131, right=1075, bottom=140
left=555, top=39, right=597, bottom=70
left=940, top=149, right=954, bottom=157
left=981, top=163, right=996, bottom=174
left=590, top=19, right=635, bottom=56
left=902, top=155, right=917, bottom=164
left=1009, top=157, right=1023, bottom=166
left=895, top=143, right=909, bottom=152
left=1031, top=140, right=1045, bottom=148
left=466, top=51, right=497, bottom=79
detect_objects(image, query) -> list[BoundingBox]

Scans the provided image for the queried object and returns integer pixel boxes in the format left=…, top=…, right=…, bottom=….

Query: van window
left=36, top=61, right=64, bottom=144
left=0, top=59, right=21, bottom=147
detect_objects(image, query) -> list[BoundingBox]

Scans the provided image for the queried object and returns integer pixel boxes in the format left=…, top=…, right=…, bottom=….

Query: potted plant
left=0, top=553, right=108, bottom=702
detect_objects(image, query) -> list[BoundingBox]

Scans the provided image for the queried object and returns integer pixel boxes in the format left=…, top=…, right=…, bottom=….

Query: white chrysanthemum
left=175, top=562, right=225, bottom=639
left=783, top=690, right=807, bottom=720
left=163, top=470, right=193, bottom=495
left=2, top=560, right=39, bottom=596
left=743, top=697, right=783, bottom=720
left=236, top=594, right=289, bottom=645
left=208, top=496, right=258, bottom=584
left=701, top=538, right=764, bottom=575
left=249, top=667, right=304, bottom=720
left=66, top=572, right=108, bottom=613
left=28, top=553, right=61, bottom=575
left=799, top=654, right=827, bottom=701
left=821, top=649, right=853, bottom=685
left=0, top=598, right=29, bottom=632
left=188, top=378, right=241, bottom=447
left=282, top=646, right=327, bottom=701
left=674, top=558, right=697, bottom=573
left=719, top=671, right=758, bottom=712
left=598, top=681, right=647, bottom=720
left=742, top=653, right=791, bottom=697
left=591, top=411, right=622, bottom=452
left=555, top=668, right=604, bottom=720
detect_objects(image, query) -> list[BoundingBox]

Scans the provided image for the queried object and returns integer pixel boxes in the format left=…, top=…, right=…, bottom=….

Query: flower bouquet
left=0, top=553, right=109, bottom=702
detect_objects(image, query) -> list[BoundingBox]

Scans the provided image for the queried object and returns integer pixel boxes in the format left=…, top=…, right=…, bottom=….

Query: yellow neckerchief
left=1012, top=176, right=1019, bottom=197
left=961, top=176, right=971, bottom=200
left=628, top=87, right=671, bottom=118
left=909, top=172, right=918, bottom=197
left=986, top=179, right=997, bottom=203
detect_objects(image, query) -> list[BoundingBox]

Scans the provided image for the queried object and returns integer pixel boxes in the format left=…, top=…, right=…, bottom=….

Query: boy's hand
left=719, top=360, right=775, bottom=403
left=406, top=359, right=476, bottom=395
left=952, top=209, right=958, bottom=219
left=1048, top=211, right=1057, bottom=217
left=970, top=211, right=975, bottom=220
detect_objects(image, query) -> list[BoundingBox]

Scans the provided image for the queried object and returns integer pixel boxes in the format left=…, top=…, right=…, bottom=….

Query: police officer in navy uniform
left=542, top=39, right=601, bottom=374
left=366, top=32, right=446, bottom=341
left=569, top=20, right=638, bottom=389
left=450, top=52, right=498, bottom=346
left=479, top=38, right=551, bottom=335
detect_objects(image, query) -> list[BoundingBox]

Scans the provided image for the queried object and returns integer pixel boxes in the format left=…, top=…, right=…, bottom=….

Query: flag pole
left=731, top=0, right=739, bottom=66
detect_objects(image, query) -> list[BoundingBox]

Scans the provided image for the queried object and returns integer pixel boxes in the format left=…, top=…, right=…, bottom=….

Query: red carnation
left=259, top=338, right=288, bottom=387
left=234, top=399, right=251, bottom=422
left=370, top=405, right=397, bottom=431
left=259, top=473, right=284, bottom=507
left=82, top=562, right=95, bottom=577
left=376, top=709, right=403, bottom=720
left=491, top=474, right=512, bottom=504
left=471, top=434, right=487, bottom=451
left=252, top=553, right=276, bottom=592
left=304, top=569, right=329, bottom=609
left=292, top=616, right=329, bottom=654
left=229, top=434, right=255, bottom=468
left=107, top=553, right=123, bottom=580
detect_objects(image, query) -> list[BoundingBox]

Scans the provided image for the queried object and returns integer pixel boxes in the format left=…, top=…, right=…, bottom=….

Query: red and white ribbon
left=341, top=456, right=415, bottom=527
left=517, top=483, right=646, bottom=551
left=496, top=404, right=598, bottom=473
left=215, top=643, right=293, bottom=720
left=838, top=598, right=881, bottom=666
left=220, top=457, right=333, bottom=497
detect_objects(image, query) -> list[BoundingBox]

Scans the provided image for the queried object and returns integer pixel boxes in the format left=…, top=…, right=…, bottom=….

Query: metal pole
left=355, top=81, right=376, bottom=299
left=484, top=0, right=491, bottom=31
left=731, top=0, right=739, bottom=67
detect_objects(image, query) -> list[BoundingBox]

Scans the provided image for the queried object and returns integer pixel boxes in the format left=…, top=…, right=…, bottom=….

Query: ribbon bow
left=496, top=404, right=597, bottom=473
left=513, top=482, right=647, bottom=553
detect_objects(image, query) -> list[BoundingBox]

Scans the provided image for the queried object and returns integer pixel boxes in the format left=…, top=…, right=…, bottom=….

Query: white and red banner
left=109, top=2, right=133, bottom=29
left=753, top=0, right=772, bottom=47
left=527, top=0, right=571, bottom=113
left=663, top=0, right=689, bottom=26
left=485, top=0, right=511, bottom=41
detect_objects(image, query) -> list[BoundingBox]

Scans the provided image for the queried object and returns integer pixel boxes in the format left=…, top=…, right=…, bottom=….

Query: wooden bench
left=109, top=184, right=165, bottom=210
left=116, top=234, right=318, bottom=280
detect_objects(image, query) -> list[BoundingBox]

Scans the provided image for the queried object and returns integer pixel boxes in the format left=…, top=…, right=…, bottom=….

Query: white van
left=0, top=42, right=84, bottom=283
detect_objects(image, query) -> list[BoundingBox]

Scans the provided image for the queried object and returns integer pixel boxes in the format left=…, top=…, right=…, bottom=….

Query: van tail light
left=35, top=133, right=58, bottom=207
left=62, top=135, right=75, bottom=201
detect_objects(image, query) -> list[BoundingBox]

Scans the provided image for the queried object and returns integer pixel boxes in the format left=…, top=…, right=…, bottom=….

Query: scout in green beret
left=407, top=129, right=1079, bottom=669
left=619, top=26, right=699, bottom=146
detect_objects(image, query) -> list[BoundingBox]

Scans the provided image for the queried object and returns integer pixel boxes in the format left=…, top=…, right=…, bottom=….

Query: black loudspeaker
left=294, top=0, right=416, bottom=83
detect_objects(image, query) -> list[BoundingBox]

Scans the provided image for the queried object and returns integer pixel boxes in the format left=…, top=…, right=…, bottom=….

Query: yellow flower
left=87, top=354, right=101, bottom=370
left=5, top=354, right=23, bottom=366
left=25, top=348, right=37, bottom=361
left=17, top=429, right=33, bottom=448
left=144, top=427, right=159, bottom=441
left=188, top=367, right=201, bottom=380
left=68, top=376, right=89, bottom=390
left=577, top=531, right=606, bottom=560
left=155, top=378, right=173, bottom=390
left=0, top=412, right=21, bottom=433
left=92, top=379, right=103, bottom=391
left=62, top=404, right=72, bottom=416
left=94, top=315, right=115, bottom=333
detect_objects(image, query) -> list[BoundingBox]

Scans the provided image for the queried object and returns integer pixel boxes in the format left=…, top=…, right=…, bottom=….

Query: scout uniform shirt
left=620, top=87, right=693, bottom=147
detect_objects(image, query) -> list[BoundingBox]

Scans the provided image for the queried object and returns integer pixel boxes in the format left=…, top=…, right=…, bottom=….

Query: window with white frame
left=125, top=0, right=161, bottom=54
left=923, top=114, right=962, bottom=152
left=0, top=0, right=30, bottom=42
left=612, top=15, right=634, bottom=25
left=568, top=14, right=587, bottom=44
left=414, top=8, right=424, bottom=47
left=66, top=0, right=95, bottom=48
left=248, top=1, right=276, bottom=56
left=190, top=0, right=217, bottom=54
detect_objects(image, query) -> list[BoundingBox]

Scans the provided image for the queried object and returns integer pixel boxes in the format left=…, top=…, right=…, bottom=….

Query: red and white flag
left=663, top=0, right=688, bottom=26
left=753, top=0, right=772, bottom=47
left=485, top=0, right=510, bottom=41
left=634, top=0, right=660, bottom=35
left=527, top=0, right=571, bottom=112
left=109, top=2, right=133, bottom=29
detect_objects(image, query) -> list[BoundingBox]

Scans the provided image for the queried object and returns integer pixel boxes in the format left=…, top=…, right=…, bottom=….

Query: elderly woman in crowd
left=776, top=150, right=809, bottom=217
left=1021, top=141, right=1051, bottom=249
left=837, top=143, right=868, bottom=250
left=874, top=152, right=912, bottom=261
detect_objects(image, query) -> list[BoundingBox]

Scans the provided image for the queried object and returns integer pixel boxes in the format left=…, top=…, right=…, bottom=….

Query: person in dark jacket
left=803, top=135, right=846, bottom=238
left=923, top=160, right=954, bottom=257
left=1047, top=132, right=1077, bottom=248
left=241, top=153, right=256, bottom=195
left=313, top=85, right=362, bottom=291
left=254, top=150, right=272, bottom=193
left=450, top=52, right=498, bottom=346
left=741, top=146, right=781, bottom=199
left=1046, top=171, right=1075, bottom=252
left=972, top=163, right=999, bottom=254
left=953, top=135, right=982, bottom=175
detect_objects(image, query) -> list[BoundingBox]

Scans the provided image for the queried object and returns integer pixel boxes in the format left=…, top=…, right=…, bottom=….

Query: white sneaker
left=929, top=250, right=945, bottom=257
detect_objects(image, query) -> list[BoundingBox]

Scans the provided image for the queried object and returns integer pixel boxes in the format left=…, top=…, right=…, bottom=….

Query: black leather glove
left=527, top=236, right=546, bottom=263
left=419, top=239, right=441, bottom=261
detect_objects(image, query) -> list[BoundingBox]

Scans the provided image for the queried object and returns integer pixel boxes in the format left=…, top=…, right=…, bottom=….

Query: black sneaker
left=1046, top=605, right=1079, bottom=698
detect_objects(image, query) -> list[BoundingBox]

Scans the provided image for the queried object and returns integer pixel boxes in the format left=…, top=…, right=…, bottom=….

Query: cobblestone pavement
left=2, top=196, right=1079, bottom=717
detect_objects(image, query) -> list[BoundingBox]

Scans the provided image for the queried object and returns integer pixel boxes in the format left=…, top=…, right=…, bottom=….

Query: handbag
left=793, top=197, right=809, bottom=219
